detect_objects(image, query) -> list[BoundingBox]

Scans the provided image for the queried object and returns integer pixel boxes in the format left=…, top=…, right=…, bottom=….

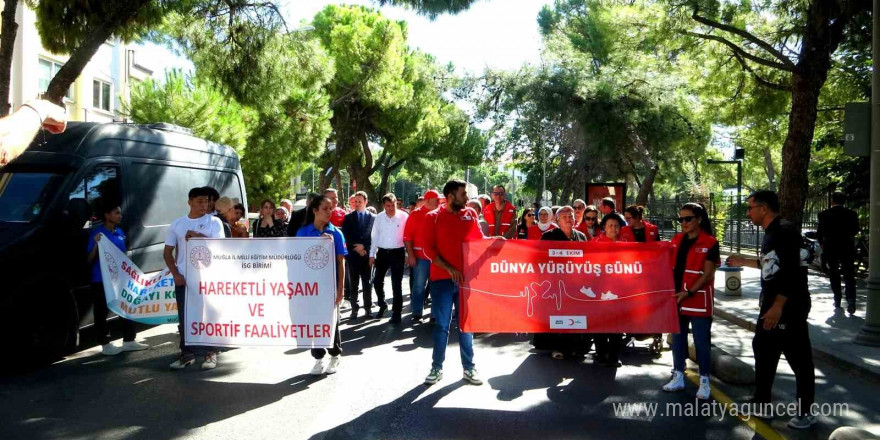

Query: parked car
left=0, top=122, right=247, bottom=362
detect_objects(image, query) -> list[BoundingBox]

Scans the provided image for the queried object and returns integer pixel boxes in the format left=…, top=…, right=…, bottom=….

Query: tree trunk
left=43, top=0, right=152, bottom=105
left=0, top=0, right=19, bottom=116
left=635, top=164, right=659, bottom=206
left=778, top=0, right=842, bottom=230
left=763, top=146, right=777, bottom=192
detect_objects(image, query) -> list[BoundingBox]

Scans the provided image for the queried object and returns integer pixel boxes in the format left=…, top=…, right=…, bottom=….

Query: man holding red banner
left=421, top=179, right=486, bottom=386
left=403, top=189, right=441, bottom=323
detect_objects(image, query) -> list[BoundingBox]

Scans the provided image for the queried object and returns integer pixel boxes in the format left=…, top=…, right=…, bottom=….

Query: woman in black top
left=253, top=199, right=285, bottom=237
left=517, top=208, right=535, bottom=239
left=531, top=206, right=590, bottom=359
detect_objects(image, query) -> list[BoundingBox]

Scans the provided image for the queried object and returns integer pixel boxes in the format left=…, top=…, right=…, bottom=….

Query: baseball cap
left=424, top=190, right=440, bottom=200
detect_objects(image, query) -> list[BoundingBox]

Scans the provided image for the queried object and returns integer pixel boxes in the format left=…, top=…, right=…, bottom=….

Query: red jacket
left=330, top=207, right=346, bottom=227
left=483, top=201, right=517, bottom=236
left=591, top=234, right=630, bottom=243
left=670, top=231, right=720, bottom=317
left=620, top=221, right=660, bottom=242
left=527, top=223, right=557, bottom=240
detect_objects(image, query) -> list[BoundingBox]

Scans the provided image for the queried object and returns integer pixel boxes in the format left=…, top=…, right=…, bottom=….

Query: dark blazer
left=817, top=205, right=860, bottom=246
left=342, top=210, right=375, bottom=254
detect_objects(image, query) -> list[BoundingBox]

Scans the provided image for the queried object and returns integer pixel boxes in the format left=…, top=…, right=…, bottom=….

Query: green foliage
left=123, top=69, right=255, bottom=156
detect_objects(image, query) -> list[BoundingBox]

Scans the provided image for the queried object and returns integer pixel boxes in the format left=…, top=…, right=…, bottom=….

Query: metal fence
left=643, top=193, right=869, bottom=255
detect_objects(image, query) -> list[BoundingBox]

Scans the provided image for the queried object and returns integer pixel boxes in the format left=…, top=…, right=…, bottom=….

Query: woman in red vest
left=621, top=205, right=660, bottom=242
left=591, top=212, right=628, bottom=366
left=662, top=202, right=720, bottom=400
left=527, top=207, right=556, bottom=239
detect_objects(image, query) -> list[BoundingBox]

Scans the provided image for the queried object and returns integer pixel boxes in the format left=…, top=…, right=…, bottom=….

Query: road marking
left=685, top=371, right=786, bottom=440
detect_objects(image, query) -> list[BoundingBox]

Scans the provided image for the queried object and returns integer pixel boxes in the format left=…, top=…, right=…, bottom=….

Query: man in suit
left=817, top=191, right=861, bottom=314
left=342, top=191, right=375, bottom=319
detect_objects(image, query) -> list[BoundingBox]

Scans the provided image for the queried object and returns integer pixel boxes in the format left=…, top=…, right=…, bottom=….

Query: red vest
left=484, top=201, right=517, bottom=236
left=527, top=223, right=557, bottom=240
left=670, top=231, right=718, bottom=317
left=620, top=221, right=660, bottom=242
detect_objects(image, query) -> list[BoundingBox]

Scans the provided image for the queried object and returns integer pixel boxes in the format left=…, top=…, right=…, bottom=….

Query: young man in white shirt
left=370, top=193, right=409, bottom=323
left=164, top=187, right=225, bottom=370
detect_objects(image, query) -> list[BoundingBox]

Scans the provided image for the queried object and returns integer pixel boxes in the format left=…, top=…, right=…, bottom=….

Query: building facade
left=6, top=0, right=154, bottom=122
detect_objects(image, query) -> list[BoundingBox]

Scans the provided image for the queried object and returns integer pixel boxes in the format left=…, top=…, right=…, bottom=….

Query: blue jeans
left=410, top=258, right=430, bottom=316
left=430, top=279, right=474, bottom=371
left=671, top=314, right=712, bottom=375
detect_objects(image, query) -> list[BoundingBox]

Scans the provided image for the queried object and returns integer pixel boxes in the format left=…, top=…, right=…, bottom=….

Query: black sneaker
left=390, top=314, right=402, bottom=324
left=376, top=305, right=388, bottom=319
left=847, top=303, right=856, bottom=315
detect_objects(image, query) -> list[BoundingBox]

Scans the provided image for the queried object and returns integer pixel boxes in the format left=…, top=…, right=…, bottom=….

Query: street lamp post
left=707, top=151, right=744, bottom=252
left=854, top=0, right=880, bottom=346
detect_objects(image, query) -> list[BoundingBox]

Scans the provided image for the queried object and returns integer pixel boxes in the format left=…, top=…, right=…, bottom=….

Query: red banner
left=461, top=239, right=679, bottom=333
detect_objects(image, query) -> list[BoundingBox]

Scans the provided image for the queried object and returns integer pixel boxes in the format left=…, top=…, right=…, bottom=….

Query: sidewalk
left=712, top=262, right=880, bottom=378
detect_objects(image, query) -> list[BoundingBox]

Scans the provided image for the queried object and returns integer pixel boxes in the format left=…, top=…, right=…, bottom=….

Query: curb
left=713, top=307, right=880, bottom=381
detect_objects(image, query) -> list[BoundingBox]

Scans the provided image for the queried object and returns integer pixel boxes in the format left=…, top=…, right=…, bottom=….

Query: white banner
left=97, top=239, right=179, bottom=325
left=184, top=237, right=338, bottom=348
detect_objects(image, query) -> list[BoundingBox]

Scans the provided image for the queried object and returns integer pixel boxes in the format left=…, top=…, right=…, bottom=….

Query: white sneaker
left=325, top=356, right=340, bottom=374
left=169, top=354, right=195, bottom=370
left=601, top=291, right=618, bottom=300
left=121, top=341, right=149, bottom=352
left=202, top=352, right=218, bottom=370
left=101, top=343, right=123, bottom=356
left=462, top=368, right=483, bottom=385
left=579, top=286, right=597, bottom=298
left=310, top=359, right=326, bottom=375
left=696, top=375, right=711, bottom=400
left=424, top=368, right=443, bottom=385
left=787, top=414, right=818, bottom=429
left=662, top=371, right=685, bottom=392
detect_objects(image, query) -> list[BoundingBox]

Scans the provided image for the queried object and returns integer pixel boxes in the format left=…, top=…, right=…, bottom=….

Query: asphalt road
left=1, top=276, right=878, bottom=440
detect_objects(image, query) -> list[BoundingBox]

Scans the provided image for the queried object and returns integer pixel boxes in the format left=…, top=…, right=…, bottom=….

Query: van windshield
left=0, top=171, right=66, bottom=222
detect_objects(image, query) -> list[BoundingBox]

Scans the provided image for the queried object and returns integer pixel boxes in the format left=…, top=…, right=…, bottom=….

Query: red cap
left=424, top=190, right=440, bottom=200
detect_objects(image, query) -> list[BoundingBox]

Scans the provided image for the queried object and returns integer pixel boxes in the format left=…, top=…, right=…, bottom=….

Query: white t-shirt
left=165, top=214, right=224, bottom=275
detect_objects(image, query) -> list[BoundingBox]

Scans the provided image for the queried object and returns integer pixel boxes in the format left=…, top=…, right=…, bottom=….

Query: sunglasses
left=574, top=206, right=585, bottom=210
left=584, top=216, right=597, bottom=221
left=492, top=192, right=504, bottom=196
left=677, top=216, right=697, bottom=223
left=526, top=213, right=534, bottom=217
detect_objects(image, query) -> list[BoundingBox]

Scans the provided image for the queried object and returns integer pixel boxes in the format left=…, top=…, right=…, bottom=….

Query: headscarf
left=276, top=206, right=290, bottom=223
left=537, top=207, right=554, bottom=232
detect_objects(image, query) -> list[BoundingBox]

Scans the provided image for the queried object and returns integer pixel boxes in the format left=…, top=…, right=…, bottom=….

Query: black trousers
left=594, top=334, right=622, bottom=362
left=91, top=283, right=136, bottom=344
left=753, top=318, right=815, bottom=416
left=346, top=253, right=372, bottom=311
left=825, top=244, right=856, bottom=306
left=374, top=248, right=406, bottom=315
left=312, top=311, right=343, bottom=359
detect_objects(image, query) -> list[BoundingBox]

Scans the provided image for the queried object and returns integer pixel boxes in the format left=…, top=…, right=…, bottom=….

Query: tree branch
left=691, top=12, right=796, bottom=70
left=687, top=31, right=793, bottom=72
left=729, top=49, right=793, bottom=92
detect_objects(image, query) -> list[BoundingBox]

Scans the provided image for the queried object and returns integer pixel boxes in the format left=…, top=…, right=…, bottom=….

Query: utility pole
left=855, top=0, right=880, bottom=346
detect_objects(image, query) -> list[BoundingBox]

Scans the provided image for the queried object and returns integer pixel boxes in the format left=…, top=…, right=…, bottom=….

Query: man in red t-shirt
left=421, top=180, right=486, bottom=386
left=324, top=188, right=346, bottom=227
left=403, top=189, right=441, bottom=321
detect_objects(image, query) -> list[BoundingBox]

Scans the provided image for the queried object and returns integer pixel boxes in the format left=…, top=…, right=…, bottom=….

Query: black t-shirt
left=673, top=235, right=720, bottom=292
left=541, top=228, right=588, bottom=242
left=632, top=227, right=646, bottom=242
left=760, top=216, right=810, bottom=322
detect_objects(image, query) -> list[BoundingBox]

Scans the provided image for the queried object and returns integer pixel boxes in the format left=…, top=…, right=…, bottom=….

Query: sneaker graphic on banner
left=600, top=291, right=618, bottom=300
left=579, top=286, right=597, bottom=298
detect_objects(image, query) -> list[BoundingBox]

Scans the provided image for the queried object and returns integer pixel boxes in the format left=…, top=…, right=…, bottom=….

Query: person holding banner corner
left=165, top=187, right=225, bottom=370
left=591, top=212, right=628, bottom=367
left=663, top=202, right=719, bottom=400
left=87, top=203, right=149, bottom=355
left=422, top=179, right=487, bottom=386
left=297, top=195, right=347, bottom=376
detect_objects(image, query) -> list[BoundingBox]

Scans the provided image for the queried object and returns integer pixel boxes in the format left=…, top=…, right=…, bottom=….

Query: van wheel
left=13, top=288, right=79, bottom=365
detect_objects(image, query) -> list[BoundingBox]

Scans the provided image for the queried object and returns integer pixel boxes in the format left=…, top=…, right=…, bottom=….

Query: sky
left=137, top=0, right=554, bottom=77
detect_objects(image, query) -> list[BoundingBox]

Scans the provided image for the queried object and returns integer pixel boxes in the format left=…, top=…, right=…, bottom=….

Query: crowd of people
left=85, top=180, right=819, bottom=430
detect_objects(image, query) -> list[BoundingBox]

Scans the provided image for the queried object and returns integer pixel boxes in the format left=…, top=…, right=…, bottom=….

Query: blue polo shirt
left=87, top=225, right=126, bottom=283
left=296, top=223, right=348, bottom=257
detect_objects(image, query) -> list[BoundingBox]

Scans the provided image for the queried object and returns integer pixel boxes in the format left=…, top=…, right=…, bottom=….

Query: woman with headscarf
left=531, top=206, right=591, bottom=359
left=517, top=208, right=536, bottom=239
left=527, top=207, right=557, bottom=240
left=214, top=196, right=234, bottom=238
